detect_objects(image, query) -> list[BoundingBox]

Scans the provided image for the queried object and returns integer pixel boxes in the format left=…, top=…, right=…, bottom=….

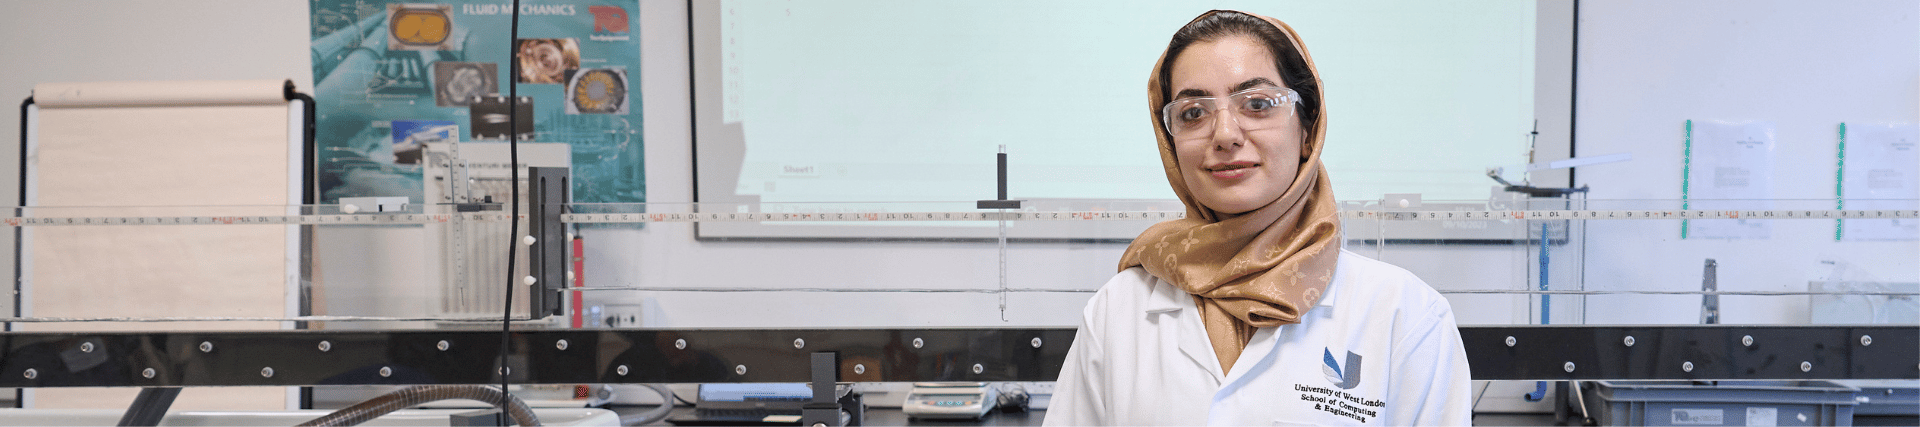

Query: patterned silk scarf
left=1119, top=11, right=1342, bottom=374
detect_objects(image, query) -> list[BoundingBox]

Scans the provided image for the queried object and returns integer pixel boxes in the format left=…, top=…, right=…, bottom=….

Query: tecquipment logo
left=1322, top=348, right=1362, bottom=389
left=588, top=5, right=631, bottom=41
left=1671, top=409, right=1725, bottom=425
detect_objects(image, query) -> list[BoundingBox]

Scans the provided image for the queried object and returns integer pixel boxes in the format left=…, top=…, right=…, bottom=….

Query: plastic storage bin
left=1582, top=381, right=1860, bottom=426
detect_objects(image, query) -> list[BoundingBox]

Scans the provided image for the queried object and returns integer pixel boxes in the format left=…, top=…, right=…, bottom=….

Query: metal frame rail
left=0, top=326, right=1907, bottom=388
left=1, top=167, right=1910, bottom=424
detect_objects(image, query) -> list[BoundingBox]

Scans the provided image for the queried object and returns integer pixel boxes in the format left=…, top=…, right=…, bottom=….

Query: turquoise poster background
left=310, top=1, right=643, bottom=205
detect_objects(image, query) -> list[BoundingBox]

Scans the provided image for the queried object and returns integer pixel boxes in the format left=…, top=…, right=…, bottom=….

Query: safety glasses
left=1160, top=86, right=1299, bottom=141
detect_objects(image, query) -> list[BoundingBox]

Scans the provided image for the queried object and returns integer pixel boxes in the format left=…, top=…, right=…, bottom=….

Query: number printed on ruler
left=0, top=214, right=511, bottom=227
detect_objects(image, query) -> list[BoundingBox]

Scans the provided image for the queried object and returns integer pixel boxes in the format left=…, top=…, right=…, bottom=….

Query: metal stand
left=974, top=150, right=1020, bottom=320
left=801, top=352, right=847, bottom=427
left=1552, top=381, right=1568, bottom=425
left=1700, top=259, right=1719, bottom=325
left=526, top=167, right=569, bottom=318
left=975, top=149, right=1022, bottom=209
left=115, top=387, right=180, bottom=427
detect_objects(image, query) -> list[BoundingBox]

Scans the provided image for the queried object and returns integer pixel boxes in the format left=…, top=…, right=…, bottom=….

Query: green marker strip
left=1835, top=123, right=1846, bottom=241
left=1681, top=120, right=1692, bottom=239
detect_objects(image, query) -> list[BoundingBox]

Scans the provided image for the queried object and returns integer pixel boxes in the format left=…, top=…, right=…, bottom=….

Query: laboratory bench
left=607, top=406, right=1916, bottom=426
left=610, top=405, right=1046, bottom=426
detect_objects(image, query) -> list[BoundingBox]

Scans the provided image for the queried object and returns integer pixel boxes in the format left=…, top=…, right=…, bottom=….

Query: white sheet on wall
left=30, top=105, right=291, bottom=329
left=1682, top=120, right=1775, bottom=240
left=24, top=80, right=297, bottom=410
left=1839, top=122, right=1919, bottom=241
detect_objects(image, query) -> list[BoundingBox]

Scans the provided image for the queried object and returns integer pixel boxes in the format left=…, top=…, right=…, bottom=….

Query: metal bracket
left=1460, top=326, right=1916, bottom=380
left=800, top=352, right=844, bottom=427
left=525, top=167, right=569, bottom=318
left=0, top=327, right=1906, bottom=388
left=1701, top=259, right=1719, bottom=325
left=975, top=150, right=1022, bottom=209
left=0, top=329, right=1073, bottom=387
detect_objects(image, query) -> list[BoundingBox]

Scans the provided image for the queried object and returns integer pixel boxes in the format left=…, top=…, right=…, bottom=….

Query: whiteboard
left=18, top=80, right=309, bottom=410
left=693, top=0, right=1563, bottom=239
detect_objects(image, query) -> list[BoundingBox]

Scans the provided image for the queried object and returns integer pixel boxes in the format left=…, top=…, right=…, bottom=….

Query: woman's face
left=1167, top=35, right=1304, bottom=218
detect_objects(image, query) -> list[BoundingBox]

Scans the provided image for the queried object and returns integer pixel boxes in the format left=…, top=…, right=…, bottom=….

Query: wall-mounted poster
left=310, top=1, right=643, bottom=206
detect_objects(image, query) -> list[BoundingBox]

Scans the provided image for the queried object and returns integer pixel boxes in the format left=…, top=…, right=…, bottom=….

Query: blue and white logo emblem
left=1322, top=348, right=1363, bottom=389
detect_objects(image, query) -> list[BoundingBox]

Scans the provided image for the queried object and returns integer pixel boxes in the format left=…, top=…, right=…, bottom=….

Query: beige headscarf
left=1118, top=10, right=1342, bottom=374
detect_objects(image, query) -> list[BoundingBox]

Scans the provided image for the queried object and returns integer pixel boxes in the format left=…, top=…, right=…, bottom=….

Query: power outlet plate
left=588, top=304, right=643, bottom=328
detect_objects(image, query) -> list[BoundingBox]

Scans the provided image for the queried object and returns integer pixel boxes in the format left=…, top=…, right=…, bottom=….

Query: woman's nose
left=1210, top=109, right=1245, bottom=151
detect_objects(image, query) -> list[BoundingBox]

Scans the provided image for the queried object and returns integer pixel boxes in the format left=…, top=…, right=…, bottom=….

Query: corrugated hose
left=295, top=385, right=541, bottom=426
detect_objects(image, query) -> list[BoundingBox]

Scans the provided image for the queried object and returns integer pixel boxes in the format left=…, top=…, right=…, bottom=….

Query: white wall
left=0, top=0, right=1911, bottom=331
left=0, top=0, right=315, bottom=411
left=0, top=0, right=1911, bottom=415
left=0, top=0, right=313, bottom=320
left=1572, top=0, right=1919, bottom=325
left=0, top=0, right=312, bottom=190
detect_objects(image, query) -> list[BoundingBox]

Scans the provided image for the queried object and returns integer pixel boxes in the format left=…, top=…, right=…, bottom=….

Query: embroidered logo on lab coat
left=1322, top=348, right=1362, bottom=389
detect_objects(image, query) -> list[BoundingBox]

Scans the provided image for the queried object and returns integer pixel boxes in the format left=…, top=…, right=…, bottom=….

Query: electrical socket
left=588, top=304, right=643, bottom=328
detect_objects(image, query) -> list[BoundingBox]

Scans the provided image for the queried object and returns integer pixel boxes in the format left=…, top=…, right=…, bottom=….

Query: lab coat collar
left=1143, top=254, right=1350, bottom=382
left=1144, top=279, right=1226, bottom=382
left=1222, top=326, right=1279, bottom=387
left=1145, top=277, right=1186, bottom=314
left=1133, top=253, right=1355, bottom=396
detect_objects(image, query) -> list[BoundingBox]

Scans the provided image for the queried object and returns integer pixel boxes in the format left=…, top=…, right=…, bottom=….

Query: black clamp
left=977, top=151, right=1023, bottom=209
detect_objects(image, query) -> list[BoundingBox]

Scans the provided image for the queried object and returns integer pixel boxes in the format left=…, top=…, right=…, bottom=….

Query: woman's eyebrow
left=1175, top=89, right=1211, bottom=99
left=1233, top=77, right=1280, bottom=93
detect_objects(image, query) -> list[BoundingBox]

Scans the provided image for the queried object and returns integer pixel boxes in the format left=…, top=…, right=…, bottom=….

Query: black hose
left=295, top=385, right=541, bottom=427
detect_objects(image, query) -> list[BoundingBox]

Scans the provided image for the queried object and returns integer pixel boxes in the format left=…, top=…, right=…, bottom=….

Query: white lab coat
left=1045, top=249, right=1472, bottom=426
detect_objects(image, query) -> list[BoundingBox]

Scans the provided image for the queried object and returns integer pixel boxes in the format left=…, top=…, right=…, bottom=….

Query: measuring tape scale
left=0, top=213, right=509, bottom=226
left=556, top=209, right=1917, bottom=224
left=0, top=209, right=1909, bottom=226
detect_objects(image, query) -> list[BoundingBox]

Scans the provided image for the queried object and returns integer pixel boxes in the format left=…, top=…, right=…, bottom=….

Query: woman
left=1045, top=10, right=1471, bottom=426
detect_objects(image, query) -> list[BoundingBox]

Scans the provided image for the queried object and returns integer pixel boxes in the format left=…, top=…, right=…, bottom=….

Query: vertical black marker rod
left=997, top=149, right=1008, bottom=201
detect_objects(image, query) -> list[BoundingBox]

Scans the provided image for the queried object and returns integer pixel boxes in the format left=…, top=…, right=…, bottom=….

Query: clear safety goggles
left=1160, top=86, right=1300, bottom=141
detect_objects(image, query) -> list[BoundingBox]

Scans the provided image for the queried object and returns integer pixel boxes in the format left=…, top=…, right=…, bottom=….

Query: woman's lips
left=1207, top=162, right=1258, bottom=179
